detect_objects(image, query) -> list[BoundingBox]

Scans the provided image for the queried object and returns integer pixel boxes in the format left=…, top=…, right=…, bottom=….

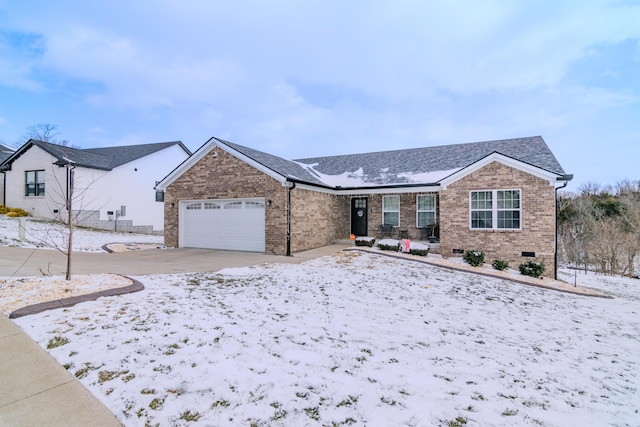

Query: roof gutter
left=554, top=174, right=572, bottom=279
left=1, top=169, right=5, bottom=206
left=287, top=177, right=442, bottom=193
left=285, top=180, right=295, bottom=256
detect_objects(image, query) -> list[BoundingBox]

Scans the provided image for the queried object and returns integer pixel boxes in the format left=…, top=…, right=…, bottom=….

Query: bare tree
left=33, top=156, right=103, bottom=280
left=24, top=123, right=60, bottom=142
left=20, top=123, right=73, bottom=147
left=558, top=179, right=640, bottom=277
left=617, top=181, right=640, bottom=277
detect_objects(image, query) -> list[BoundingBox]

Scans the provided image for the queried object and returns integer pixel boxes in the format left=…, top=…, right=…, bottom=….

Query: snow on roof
left=292, top=160, right=462, bottom=188
left=215, top=135, right=568, bottom=190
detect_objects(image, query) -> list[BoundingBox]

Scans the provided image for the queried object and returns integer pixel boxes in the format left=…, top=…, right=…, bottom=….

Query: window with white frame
left=416, top=195, right=436, bottom=227
left=470, top=190, right=521, bottom=230
left=496, top=190, right=521, bottom=229
left=382, top=195, right=400, bottom=226
left=25, top=170, right=45, bottom=196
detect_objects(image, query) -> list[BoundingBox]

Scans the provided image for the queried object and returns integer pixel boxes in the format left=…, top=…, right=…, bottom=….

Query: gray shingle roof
left=0, top=144, right=14, bottom=163
left=216, top=136, right=567, bottom=188
left=215, top=138, right=327, bottom=186
left=1, top=140, right=191, bottom=171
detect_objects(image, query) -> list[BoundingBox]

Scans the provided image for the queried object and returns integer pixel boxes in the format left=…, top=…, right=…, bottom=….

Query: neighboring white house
left=0, top=143, right=15, bottom=206
left=0, top=139, right=191, bottom=233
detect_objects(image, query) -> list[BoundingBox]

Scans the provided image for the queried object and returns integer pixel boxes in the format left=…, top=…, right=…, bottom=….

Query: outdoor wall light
left=170, top=203, right=175, bottom=208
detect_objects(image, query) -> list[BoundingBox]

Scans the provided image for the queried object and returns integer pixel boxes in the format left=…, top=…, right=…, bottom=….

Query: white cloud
left=0, top=1, right=638, bottom=186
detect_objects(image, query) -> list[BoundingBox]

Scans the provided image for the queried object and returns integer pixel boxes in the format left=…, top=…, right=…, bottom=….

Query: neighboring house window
left=155, top=191, right=164, bottom=202
left=382, top=195, right=400, bottom=226
left=470, top=190, right=521, bottom=230
left=25, top=170, right=45, bottom=196
left=416, top=195, right=436, bottom=227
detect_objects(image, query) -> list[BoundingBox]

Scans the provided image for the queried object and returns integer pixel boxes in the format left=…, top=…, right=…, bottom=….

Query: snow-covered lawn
left=14, top=252, right=639, bottom=426
left=0, top=215, right=163, bottom=252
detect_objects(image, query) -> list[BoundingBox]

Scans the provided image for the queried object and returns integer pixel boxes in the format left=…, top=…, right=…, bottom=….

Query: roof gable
left=439, top=152, right=564, bottom=189
left=0, top=140, right=190, bottom=171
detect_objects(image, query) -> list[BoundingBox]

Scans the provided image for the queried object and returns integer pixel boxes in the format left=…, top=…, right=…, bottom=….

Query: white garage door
left=180, top=198, right=266, bottom=252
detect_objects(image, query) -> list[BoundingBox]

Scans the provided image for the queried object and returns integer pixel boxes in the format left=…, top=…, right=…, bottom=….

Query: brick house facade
left=156, top=136, right=571, bottom=278
left=439, top=162, right=557, bottom=273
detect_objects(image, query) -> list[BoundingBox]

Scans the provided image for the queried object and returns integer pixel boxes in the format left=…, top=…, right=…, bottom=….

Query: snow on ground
left=0, top=215, right=163, bottom=252
left=14, top=252, right=640, bottom=427
left=0, top=274, right=132, bottom=315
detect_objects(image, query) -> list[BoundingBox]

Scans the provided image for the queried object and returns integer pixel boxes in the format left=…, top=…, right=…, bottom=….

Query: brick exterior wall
left=290, top=187, right=350, bottom=252
left=438, top=161, right=557, bottom=278
left=366, top=193, right=439, bottom=239
left=164, top=149, right=557, bottom=276
left=164, top=147, right=289, bottom=255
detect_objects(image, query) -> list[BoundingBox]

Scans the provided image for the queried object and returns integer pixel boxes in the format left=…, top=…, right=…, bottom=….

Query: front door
left=351, top=198, right=368, bottom=236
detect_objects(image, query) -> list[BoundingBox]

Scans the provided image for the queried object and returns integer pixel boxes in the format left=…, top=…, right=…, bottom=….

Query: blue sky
left=0, top=1, right=638, bottom=191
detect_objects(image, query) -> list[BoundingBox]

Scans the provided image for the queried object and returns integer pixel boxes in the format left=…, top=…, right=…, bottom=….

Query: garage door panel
left=181, top=198, right=265, bottom=252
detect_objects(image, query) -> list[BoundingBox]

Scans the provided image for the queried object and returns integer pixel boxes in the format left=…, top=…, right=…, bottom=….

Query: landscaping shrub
left=409, top=248, right=429, bottom=256
left=519, top=260, right=545, bottom=278
left=377, top=240, right=400, bottom=251
left=492, top=259, right=509, bottom=271
left=1, top=206, right=29, bottom=217
left=463, top=250, right=484, bottom=267
left=355, top=237, right=375, bottom=247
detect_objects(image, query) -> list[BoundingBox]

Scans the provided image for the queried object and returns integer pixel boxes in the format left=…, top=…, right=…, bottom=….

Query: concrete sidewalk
left=0, top=243, right=351, bottom=426
left=0, top=315, right=122, bottom=426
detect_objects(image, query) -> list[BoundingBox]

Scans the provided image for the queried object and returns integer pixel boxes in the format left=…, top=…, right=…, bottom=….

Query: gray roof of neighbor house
left=216, top=135, right=569, bottom=188
left=0, top=144, right=14, bottom=163
left=0, top=140, right=191, bottom=171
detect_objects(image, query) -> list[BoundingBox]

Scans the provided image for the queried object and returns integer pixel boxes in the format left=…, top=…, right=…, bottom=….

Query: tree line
left=558, top=180, right=640, bottom=277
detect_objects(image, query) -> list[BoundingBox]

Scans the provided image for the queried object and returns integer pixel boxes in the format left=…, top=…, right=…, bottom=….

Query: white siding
left=3, top=144, right=189, bottom=232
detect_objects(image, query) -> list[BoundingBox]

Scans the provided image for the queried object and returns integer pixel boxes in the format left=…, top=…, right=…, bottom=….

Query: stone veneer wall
left=290, top=187, right=350, bottom=252
left=164, top=147, right=288, bottom=255
left=438, top=161, right=557, bottom=278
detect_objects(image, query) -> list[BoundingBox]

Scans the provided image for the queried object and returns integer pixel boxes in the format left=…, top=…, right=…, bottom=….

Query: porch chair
left=420, top=222, right=438, bottom=243
left=379, top=224, right=394, bottom=238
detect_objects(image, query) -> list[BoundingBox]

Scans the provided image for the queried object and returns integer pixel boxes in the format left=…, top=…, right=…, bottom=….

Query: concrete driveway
left=0, top=244, right=351, bottom=277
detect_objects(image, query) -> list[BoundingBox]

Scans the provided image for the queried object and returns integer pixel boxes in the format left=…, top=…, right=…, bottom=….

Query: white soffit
left=295, top=183, right=441, bottom=195
left=438, top=153, right=560, bottom=189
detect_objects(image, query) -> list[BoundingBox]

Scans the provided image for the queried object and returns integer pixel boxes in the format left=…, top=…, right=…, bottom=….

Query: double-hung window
left=382, top=195, right=400, bottom=226
left=25, top=170, right=46, bottom=196
left=416, top=195, right=436, bottom=227
left=470, top=190, right=521, bottom=230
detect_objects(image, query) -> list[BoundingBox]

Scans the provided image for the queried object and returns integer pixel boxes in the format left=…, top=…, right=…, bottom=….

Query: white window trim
left=382, top=195, right=400, bottom=226
left=25, top=170, right=46, bottom=197
left=416, top=194, right=436, bottom=228
left=469, top=189, right=522, bottom=230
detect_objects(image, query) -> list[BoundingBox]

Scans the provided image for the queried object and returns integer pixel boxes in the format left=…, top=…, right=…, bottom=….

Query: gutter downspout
left=554, top=180, right=569, bottom=280
left=1, top=170, right=5, bottom=206
left=286, top=180, right=295, bottom=256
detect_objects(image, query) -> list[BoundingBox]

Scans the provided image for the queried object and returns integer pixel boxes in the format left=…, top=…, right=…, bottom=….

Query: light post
left=64, top=158, right=76, bottom=280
